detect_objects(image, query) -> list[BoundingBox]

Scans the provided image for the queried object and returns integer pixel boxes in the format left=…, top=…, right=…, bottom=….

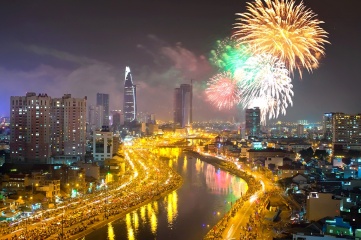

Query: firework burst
left=236, top=53, right=294, bottom=124
left=205, top=72, right=242, bottom=109
left=209, top=38, right=251, bottom=74
left=233, top=0, right=329, bottom=76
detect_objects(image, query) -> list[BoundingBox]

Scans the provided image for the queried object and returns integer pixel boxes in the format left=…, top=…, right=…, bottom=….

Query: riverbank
left=186, top=150, right=261, bottom=193
left=185, top=151, right=264, bottom=239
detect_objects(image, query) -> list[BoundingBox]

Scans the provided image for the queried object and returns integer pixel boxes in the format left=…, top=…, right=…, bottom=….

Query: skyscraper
left=123, top=66, right=137, bottom=124
left=174, top=83, right=192, bottom=128
left=332, top=112, right=361, bottom=147
left=10, top=92, right=52, bottom=163
left=88, top=104, right=104, bottom=132
left=110, top=110, right=122, bottom=131
left=323, top=112, right=335, bottom=141
left=52, top=94, right=87, bottom=156
left=245, top=107, right=261, bottom=139
left=96, top=93, right=109, bottom=127
left=10, top=93, right=87, bottom=163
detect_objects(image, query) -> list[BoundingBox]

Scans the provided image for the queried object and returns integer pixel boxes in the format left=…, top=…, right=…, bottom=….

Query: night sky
left=0, top=0, right=360, bottom=123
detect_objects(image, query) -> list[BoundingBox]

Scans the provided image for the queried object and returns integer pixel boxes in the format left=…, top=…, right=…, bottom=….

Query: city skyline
left=0, top=0, right=360, bottom=122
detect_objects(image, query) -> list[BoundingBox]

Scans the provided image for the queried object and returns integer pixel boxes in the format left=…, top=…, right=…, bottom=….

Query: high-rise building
left=174, top=83, right=192, bottom=128
left=88, top=105, right=104, bottom=132
left=10, top=92, right=52, bottom=163
left=296, top=124, right=304, bottom=137
left=323, top=112, right=335, bottom=141
left=245, top=107, right=260, bottom=139
left=332, top=112, right=361, bottom=147
left=123, top=66, right=137, bottom=124
left=110, top=110, right=122, bottom=132
left=52, top=94, right=87, bottom=156
left=10, top=93, right=87, bottom=163
left=96, top=93, right=109, bottom=126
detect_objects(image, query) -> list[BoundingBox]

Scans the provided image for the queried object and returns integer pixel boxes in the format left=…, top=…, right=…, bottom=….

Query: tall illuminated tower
left=323, top=112, right=335, bottom=141
left=174, top=82, right=192, bottom=128
left=123, top=66, right=137, bottom=124
left=245, top=107, right=260, bottom=139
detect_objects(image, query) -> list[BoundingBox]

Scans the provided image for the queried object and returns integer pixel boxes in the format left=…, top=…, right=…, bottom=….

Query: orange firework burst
left=206, top=72, right=242, bottom=109
left=233, top=0, right=329, bottom=77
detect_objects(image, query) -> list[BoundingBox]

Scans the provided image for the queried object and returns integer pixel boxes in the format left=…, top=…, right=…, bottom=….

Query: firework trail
left=233, top=0, right=329, bottom=77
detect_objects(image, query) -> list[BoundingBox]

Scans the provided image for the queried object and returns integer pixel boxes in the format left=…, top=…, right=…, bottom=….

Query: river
left=81, top=151, right=248, bottom=240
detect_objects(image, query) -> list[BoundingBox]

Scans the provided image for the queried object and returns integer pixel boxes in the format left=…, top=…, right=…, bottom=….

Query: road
left=0, top=145, right=182, bottom=240
left=217, top=163, right=276, bottom=240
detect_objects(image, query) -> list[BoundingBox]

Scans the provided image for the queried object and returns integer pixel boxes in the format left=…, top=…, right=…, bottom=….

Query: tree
left=314, top=149, right=329, bottom=160
left=299, top=147, right=314, bottom=159
left=346, top=150, right=361, bottom=159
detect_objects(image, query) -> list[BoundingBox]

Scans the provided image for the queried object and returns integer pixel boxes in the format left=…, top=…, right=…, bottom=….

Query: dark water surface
left=82, top=152, right=247, bottom=240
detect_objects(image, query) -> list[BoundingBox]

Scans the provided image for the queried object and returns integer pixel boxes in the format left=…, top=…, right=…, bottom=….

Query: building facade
left=93, top=127, right=113, bottom=163
left=245, top=107, right=261, bottom=139
left=306, top=192, right=342, bottom=222
left=323, top=112, right=335, bottom=141
left=96, top=93, right=109, bottom=127
left=296, top=124, right=304, bottom=137
left=52, top=94, right=87, bottom=156
left=88, top=104, right=104, bottom=132
left=10, top=93, right=87, bottom=163
left=332, top=112, right=361, bottom=149
left=123, top=66, right=137, bottom=124
left=10, top=93, right=52, bottom=162
left=110, top=110, right=122, bottom=131
left=174, top=83, right=192, bottom=128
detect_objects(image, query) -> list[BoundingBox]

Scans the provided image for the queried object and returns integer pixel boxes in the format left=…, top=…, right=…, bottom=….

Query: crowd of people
left=0, top=148, right=183, bottom=240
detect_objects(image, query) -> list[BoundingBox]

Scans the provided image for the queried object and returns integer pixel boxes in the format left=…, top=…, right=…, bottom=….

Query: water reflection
left=150, top=211, right=157, bottom=234
left=183, top=156, right=187, bottom=172
left=195, top=158, right=204, bottom=173
left=107, top=222, right=115, bottom=240
left=133, top=212, right=139, bottom=232
left=166, top=191, right=178, bottom=228
left=126, top=213, right=133, bottom=240
left=87, top=151, right=248, bottom=240
left=205, top=164, right=248, bottom=198
left=140, top=206, right=146, bottom=222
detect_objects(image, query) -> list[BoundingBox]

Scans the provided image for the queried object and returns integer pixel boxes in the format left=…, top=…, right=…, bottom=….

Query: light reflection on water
left=107, top=222, right=115, bottom=240
left=133, top=211, right=139, bottom=233
left=150, top=211, right=157, bottom=234
left=85, top=152, right=248, bottom=240
left=140, top=206, right=146, bottom=222
left=183, top=155, right=187, bottom=172
left=195, top=157, right=204, bottom=173
left=166, top=191, right=178, bottom=228
left=205, top=163, right=248, bottom=198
